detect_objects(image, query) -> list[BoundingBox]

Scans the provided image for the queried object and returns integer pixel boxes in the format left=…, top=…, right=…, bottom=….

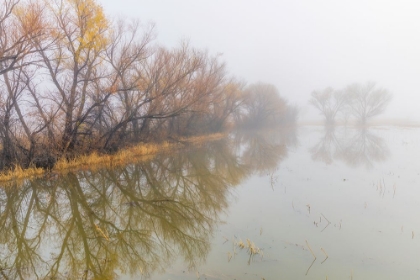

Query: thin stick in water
left=305, top=258, right=316, bottom=276
left=321, top=247, right=329, bottom=264
left=321, top=213, right=330, bottom=224
left=306, top=240, right=317, bottom=259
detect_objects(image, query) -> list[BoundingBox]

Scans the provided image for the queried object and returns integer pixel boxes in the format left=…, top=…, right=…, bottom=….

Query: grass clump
left=0, top=165, right=45, bottom=183
left=233, top=237, right=264, bottom=264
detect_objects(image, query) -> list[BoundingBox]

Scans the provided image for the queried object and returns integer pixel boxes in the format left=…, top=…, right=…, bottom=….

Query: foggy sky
left=100, top=0, right=420, bottom=122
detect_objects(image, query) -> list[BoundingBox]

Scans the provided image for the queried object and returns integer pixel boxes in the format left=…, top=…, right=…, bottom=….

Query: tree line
left=310, top=82, right=392, bottom=125
left=0, top=0, right=297, bottom=170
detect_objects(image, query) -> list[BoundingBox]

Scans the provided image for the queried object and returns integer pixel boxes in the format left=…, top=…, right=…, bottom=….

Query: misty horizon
left=100, top=0, right=420, bottom=123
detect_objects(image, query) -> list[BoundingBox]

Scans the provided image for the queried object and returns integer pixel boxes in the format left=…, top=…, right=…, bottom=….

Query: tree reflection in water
left=0, top=127, right=297, bottom=279
left=310, top=126, right=389, bottom=169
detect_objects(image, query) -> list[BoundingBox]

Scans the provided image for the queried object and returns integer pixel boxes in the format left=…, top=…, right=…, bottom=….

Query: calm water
left=1, top=126, right=420, bottom=279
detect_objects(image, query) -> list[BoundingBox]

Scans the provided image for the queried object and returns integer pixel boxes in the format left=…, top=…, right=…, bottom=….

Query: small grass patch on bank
left=0, top=133, right=226, bottom=184
left=0, top=165, right=46, bottom=183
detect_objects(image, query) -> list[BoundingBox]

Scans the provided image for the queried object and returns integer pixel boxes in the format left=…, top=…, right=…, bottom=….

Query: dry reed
left=0, top=165, right=45, bottom=184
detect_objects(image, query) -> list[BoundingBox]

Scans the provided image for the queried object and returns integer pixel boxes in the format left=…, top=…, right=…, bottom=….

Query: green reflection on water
left=0, top=127, right=297, bottom=279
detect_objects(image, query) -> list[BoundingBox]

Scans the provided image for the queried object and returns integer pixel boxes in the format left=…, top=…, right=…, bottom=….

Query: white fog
left=101, top=0, right=420, bottom=123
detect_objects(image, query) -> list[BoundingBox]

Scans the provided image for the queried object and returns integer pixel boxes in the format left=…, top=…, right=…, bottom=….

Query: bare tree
left=309, top=87, right=348, bottom=125
left=0, top=0, right=45, bottom=75
left=30, top=0, right=116, bottom=154
left=100, top=42, right=230, bottom=145
left=203, top=80, right=245, bottom=131
left=345, top=82, right=392, bottom=124
left=0, top=0, right=48, bottom=167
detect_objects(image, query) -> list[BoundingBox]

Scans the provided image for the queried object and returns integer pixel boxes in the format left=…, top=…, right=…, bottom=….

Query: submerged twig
left=305, top=258, right=316, bottom=276
left=321, top=247, right=329, bottom=264
left=227, top=252, right=232, bottom=262
left=321, top=213, right=331, bottom=232
left=306, top=240, right=316, bottom=259
left=321, top=213, right=330, bottom=224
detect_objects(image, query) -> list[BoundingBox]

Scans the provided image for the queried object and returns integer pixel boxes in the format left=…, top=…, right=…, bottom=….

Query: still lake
left=1, top=125, right=420, bottom=279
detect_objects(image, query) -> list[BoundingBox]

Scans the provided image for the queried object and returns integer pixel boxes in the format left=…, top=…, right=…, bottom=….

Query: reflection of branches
left=335, top=128, right=389, bottom=169
left=310, top=127, right=389, bottom=169
left=236, top=126, right=298, bottom=175
left=0, top=186, right=41, bottom=278
left=0, top=128, right=297, bottom=279
left=310, top=127, right=342, bottom=165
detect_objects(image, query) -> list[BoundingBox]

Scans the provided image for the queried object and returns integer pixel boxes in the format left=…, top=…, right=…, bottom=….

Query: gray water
left=1, top=125, right=420, bottom=279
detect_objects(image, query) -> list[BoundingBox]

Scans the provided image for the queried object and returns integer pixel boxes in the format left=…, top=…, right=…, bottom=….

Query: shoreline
left=0, top=133, right=226, bottom=184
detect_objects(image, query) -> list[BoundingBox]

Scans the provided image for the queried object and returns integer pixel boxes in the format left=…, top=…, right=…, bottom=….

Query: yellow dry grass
left=0, top=165, right=45, bottom=184
left=0, top=133, right=226, bottom=184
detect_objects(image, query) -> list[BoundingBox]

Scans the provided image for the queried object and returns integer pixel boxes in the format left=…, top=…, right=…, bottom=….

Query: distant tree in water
left=345, top=82, right=392, bottom=124
left=310, top=82, right=392, bottom=125
left=309, top=87, right=348, bottom=125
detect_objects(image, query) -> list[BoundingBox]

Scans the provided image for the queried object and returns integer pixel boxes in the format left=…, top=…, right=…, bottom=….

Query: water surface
left=1, top=126, right=420, bottom=279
